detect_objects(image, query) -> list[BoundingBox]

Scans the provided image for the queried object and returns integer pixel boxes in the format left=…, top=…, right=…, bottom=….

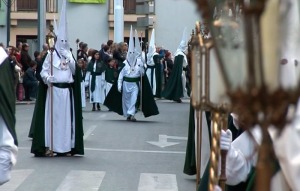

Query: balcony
left=9, top=0, right=58, bottom=25
left=11, top=0, right=57, bottom=13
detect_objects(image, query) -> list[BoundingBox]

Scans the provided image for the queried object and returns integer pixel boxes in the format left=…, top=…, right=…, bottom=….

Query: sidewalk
left=16, top=100, right=36, bottom=105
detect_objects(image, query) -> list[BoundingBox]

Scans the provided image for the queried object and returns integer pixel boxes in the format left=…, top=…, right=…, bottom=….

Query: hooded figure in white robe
left=117, top=26, right=145, bottom=121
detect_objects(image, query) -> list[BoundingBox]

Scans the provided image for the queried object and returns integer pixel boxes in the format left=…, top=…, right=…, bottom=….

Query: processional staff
left=46, top=28, right=56, bottom=157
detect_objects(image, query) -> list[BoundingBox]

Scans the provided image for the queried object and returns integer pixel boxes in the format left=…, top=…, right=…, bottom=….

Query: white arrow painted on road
left=147, top=135, right=187, bottom=148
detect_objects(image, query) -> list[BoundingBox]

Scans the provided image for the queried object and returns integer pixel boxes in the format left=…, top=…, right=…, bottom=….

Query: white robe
left=225, top=122, right=300, bottom=190
left=80, top=69, right=86, bottom=108
left=146, top=53, right=158, bottom=95
left=0, top=116, right=18, bottom=185
left=41, top=50, right=76, bottom=153
left=80, top=81, right=86, bottom=108
left=118, top=59, right=144, bottom=117
left=195, top=111, right=210, bottom=178
left=105, top=81, right=113, bottom=98
left=85, top=63, right=105, bottom=104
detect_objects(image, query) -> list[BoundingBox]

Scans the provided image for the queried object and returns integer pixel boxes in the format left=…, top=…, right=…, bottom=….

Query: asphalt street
left=1, top=98, right=196, bottom=191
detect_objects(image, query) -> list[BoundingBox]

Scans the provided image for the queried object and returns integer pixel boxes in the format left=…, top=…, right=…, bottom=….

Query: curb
left=16, top=101, right=36, bottom=105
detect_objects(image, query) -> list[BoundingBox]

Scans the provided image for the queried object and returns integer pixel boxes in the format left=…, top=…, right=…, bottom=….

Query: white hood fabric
left=174, top=27, right=188, bottom=57
left=0, top=47, right=8, bottom=66
left=146, top=29, right=157, bottom=66
left=55, top=0, right=70, bottom=54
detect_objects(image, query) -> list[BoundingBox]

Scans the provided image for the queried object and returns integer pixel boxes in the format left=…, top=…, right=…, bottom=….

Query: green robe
left=154, top=54, right=162, bottom=98
left=0, top=58, right=17, bottom=145
left=183, top=105, right=212, bottom=175
left=161, top=55, right=184, bottom=100
left=104, top=75, right=159, bottom=118
left=105, top=66, right=118, bottom=84
left=30, top=65, right=84, bottom=156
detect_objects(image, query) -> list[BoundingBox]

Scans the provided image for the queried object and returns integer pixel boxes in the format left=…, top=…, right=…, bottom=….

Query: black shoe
left=92, top=107, right=96, bottom=111
left=127, top=115, right=131, bottom=121
left=130, top=116, right=137, bottom=122
left=56, top=152, right=72, bottom=157
left=173, top=99, right=182, bottom=103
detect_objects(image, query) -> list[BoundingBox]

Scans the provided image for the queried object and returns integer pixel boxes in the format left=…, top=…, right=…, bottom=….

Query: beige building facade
left=0, top=0, right=199, bottom=55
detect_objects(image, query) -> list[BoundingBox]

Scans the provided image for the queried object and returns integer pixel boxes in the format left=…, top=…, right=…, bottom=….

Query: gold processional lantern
left=193, top=0, right=300, bottom=191
left=191, top=21, right=230, bottom=191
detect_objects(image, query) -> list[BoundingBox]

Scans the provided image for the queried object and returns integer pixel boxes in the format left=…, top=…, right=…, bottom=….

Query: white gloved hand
left=214, top=185, right=222, bottom=191
left=59, top=49, right=70, bottom=58
left=85, top=81, right=89, bottom=88
left=65, top=57, right=71, bottom=63
left=46, top=75, right=56, bottom=83
left=118, top=86, right=122, bottom=93
left=220, top=129, right=232, bottom=151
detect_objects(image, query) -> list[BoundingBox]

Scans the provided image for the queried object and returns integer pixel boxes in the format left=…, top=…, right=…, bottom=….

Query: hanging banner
left=69, top=0, right=106, bottom=3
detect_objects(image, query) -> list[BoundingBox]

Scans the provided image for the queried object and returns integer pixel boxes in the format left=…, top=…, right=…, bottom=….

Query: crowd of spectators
left=0, top=39, right=179, bottom=103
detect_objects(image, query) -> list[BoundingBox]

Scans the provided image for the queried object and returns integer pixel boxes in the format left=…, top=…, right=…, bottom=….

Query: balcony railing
left=11, top=0, right=57, bottom=13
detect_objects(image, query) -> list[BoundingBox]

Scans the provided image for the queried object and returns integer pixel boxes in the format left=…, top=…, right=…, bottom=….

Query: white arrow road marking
left=56, top=170, right=105, bottom=191
left=147, top=135, right=179, bottom=148
left=166, top=135, right=187, bottom=141
left=0, top=169, right=34, bottom=191
left=147, top=135, right=187, bottom=148
left=138, top=173, right=178, bottom=191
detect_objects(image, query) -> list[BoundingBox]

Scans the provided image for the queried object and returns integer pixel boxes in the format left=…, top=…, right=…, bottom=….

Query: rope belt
left=147, top=65, right=155, bottom=69
left=123, top=76, right=140, bottom=82
left=91, top=72, right=102, bottom=76
left=52, top=83, right=72, bottom=88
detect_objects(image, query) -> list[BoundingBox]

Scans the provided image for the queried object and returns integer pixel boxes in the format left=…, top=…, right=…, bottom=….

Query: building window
left=17, top=0, right=38, bottom=11
left=123, top=0, right=136, bottom=14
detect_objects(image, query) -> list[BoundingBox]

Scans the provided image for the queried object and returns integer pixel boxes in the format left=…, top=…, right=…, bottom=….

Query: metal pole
left=38, top=0, right=46, bottom=51
left=114, top=0, right=124, bottom=43
left=196, top=110, right=203, bottom=188
left=6, top=0, right=11, bottom=47
left=49, top=48, right=54, bottom=157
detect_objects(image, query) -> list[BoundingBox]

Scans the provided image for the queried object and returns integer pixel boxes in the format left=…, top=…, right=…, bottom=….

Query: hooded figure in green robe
left=30, top=0, right=84, bottom=157
left=0, top=47, right=18, bottom=185
left=162, top=27, right=189, bottom=102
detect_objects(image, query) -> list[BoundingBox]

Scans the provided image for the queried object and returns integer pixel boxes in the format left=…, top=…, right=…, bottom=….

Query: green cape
left=184, top=107, right=212, bottom=175
left=161, top=55, right=184, bottom=100
left=0, top=58, right=17, bottom=145
left=30, top=65, right=84, bottom=156
left=153, top=54, right=162, bottom=98
left=104, top=75, right=159, bottom=118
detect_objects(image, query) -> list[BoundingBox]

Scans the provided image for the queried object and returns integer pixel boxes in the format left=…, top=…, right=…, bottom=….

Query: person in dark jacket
left=23, top=60, right=38, bottom=101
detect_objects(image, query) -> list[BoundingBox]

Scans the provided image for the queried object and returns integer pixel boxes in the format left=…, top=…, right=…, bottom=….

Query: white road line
left=18, top=147, right=186, bottom=154
left=0, top=169, right=34, bottom=191
left=56, top=170, right=105, bottom=191
left=138, top=173, right=178, bottom=191
left=83, top=125, right=97, bottom=140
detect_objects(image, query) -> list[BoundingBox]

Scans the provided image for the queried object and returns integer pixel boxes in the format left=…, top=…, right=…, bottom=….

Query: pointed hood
left=53, top=15, right=58, bottom=36
left=280, top=61, right=297, bottom=90
left=134, top=29, right=142, bottom=58
left=55, top=0, right=70, bottom=52
left=0, top=47, right=8, bottom=66
left=126, top=26, right=136, bottom=65
left=174, top=27, right=188, bottom=56
left=146, top=29, right=157, bottom=65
